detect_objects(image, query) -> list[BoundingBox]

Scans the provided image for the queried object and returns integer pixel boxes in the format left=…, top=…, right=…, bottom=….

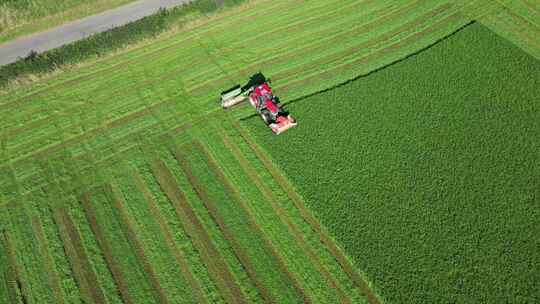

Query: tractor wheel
left=260, top=110, right=272, bottom=125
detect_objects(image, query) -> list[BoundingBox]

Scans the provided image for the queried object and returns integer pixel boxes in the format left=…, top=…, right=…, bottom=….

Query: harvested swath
left=105, top=184, right=170, bottom=304
left=1, top=230, right=26, bottom=304
left=179, top=0, right=384, bottom=90
left=221, top=132, right=351, bottom=304
left=8, top=98, right=175, bottom=158
left=132, top=171, right=209, bottom=304
left=234, top=123, right=382, bottom=304
left=52, top=207, right=107, bottom=304
left=272, top=3, right=456, bottom=86
left=6, top=99, right=178, bottom=167
left=150, top=159, right=248, bottom=304
left=79, top=194, right=135, bottom=304
left=186, top=0, right=430, bottom=96
left=30, top=216, right=65, bottom=304
left=279, top=12, right=467, bottom=95
left=187, top=141, right=312, bottom=304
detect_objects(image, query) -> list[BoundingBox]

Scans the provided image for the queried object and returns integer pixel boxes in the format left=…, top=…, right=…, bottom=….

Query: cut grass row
left=150, top=158, right=249, bottom=304
left=132, top=170, right=209, bottom=304
left=174, top=142, right=306, bottom=303
left=30, top=216, right=65, bottom=304
left=52, top=206, right=107, bottom=304
left=81, top=188, right=165, bottom=303
left=1, top=228, right=25, bottom=304
left=188, top=140, right=311, bottom=303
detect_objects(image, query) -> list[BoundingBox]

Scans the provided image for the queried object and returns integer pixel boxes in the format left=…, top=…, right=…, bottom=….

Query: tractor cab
left=220, top=73, right=297, bottom=135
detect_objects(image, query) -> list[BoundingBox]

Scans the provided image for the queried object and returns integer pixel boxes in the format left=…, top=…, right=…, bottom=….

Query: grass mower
left=220, top=73, right=297, bottom=135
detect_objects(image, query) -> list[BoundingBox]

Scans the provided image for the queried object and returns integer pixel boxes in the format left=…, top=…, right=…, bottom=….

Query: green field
left=244, top=22, right=540, bottom=303
left=0, top=0, right=136, bottom=43
left=0, top=0, right=538, bottom=303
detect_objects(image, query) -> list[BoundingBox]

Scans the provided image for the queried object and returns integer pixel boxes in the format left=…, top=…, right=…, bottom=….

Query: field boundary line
left=272, top=2, right=456, bottom=86
left=279, top=12, right=471, bottom=97
left=1, top=229, right=27, bottom=304
left=31, top=216, right=65, bottom=304
left=79, top=193, right=136, bottom=304
left=188, top=140, right=312, bottom=304
left=150, top=158, right=248, bottom=304
left=105, top=184, right=171, bottom=304
left=234, top=123, right=382, bottom=304
left=132, top=170, right=209, bottom=304
left=221, top=131, right=352, bottom=304
left=51, top=206, right=107, bottom=304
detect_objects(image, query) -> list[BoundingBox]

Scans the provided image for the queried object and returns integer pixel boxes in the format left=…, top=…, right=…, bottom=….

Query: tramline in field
left=220, top=73, right=297, bottom=135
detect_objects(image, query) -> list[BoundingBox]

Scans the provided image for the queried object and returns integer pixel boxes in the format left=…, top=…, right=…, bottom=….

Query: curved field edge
left=241, top=22, right=540, bottom=303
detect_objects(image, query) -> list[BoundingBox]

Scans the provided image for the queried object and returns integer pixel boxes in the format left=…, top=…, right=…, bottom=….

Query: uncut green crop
left=244, top=23, right=540, bottom=303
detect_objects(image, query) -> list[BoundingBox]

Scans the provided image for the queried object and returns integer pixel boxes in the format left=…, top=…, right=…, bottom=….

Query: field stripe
left=79, top=194, right=136, bottom=304
left=10, top=121, right=192, bottom=196
left=52, top=207, right=107, bottom=304
left=132, top=170, right=209, bottom=304
left=186, top=140, right=313, bottom=304
left=273, top=3, right=455, bottom=81
left=279, top=11, right=468, bottom=95
left=105, top=184, right=172, bottom=304
left=221, top=132, right=353, bottom=304
left=1, top=230, right=26, bottom=304
left=186, top=0, right=428, bottom=96
left=234, top=123, right=382, bottom=304
left=6, top=98, right=176, bottom=164
left=30, top=216, right=65, bottom=304
left=150, top=158, right=248, bottom=304
left=173, top=148, right=276, bottom=304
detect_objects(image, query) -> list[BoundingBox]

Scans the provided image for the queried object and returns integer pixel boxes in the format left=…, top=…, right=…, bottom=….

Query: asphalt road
left=0, top=0, right=191, bottom=66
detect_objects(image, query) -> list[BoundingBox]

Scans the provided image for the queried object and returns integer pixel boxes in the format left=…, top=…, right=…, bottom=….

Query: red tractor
left=220, top=73, right=297, bottom=135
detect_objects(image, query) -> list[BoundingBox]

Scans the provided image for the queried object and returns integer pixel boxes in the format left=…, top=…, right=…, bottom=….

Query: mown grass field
left=0, top=0, right=538, bottom=303
left=0, top=0, right=136, bottom=43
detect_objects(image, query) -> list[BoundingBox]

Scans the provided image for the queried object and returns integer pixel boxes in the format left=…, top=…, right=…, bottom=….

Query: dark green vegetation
left=245, top=23, right=540, bottom=303
left=0, top=0, right=245, bottom=88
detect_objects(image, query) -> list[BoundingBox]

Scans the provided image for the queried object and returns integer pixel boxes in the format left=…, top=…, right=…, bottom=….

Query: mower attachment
left=220, top=85, right=247, bottom=109
left=269, top=115, right=297, bottom=135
